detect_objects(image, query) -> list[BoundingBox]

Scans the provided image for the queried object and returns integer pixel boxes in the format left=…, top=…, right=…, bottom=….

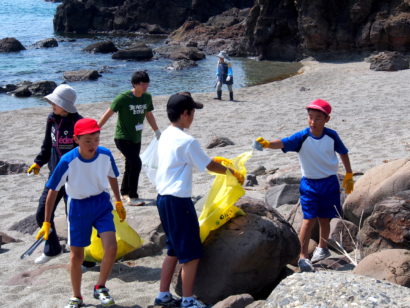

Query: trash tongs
left=20, top=230, right=52, bottom=260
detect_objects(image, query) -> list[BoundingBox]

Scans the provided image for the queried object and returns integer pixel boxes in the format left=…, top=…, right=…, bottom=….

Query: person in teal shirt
left=99, top=71, right=160, bottom=206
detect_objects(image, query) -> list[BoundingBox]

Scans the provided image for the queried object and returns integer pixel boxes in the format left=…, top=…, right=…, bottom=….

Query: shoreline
left=1, top=59, right=409, bottom=307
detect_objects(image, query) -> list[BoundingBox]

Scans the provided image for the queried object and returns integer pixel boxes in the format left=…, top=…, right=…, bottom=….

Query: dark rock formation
left=9, top=81, right=57, bottom=97
left=112, top=42, right=153, bottom=60
left=206, top=136, right=235, bottom=149
left=168, top=8, right=250, bottom=56
left=63, top=70, right=102, bottom=81
left=0, top=37, right=26, bottom=52
left=53, top=0, right=253, bottom=34
left=245, top=0, right=410, bottom=60
left=369, top=51, right=409, bottom=71
left=83, top=41, right=118, bottom=53
left=32, top=38, right=58, bottom=48
left=154, top=45, right=205, bottom=61
left=9, top=214, right=38, bottom=235
left=166, top=59, right=198, bottom=70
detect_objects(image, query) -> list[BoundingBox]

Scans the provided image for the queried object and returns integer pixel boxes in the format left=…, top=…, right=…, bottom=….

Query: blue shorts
left=299, top=175, right=341, bottom=219
left=67, top=192, right=115, bottom=247
left=156, top=194, right=202, bottom=263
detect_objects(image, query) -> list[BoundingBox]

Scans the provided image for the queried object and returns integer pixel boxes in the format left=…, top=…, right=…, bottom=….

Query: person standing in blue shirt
left=214, top=51, right=234, bottom=101
left=36, top=118, right=126, bottom=308
left=254, top=99, right=354, bottom=272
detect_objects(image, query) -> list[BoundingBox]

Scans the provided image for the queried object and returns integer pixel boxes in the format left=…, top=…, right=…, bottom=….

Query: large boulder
left=112, top=43, right=153, bottom=60
left=328, top=218, right=358, bottom=253
left=343, top=158, right=410, bottom=226
left=263, top=271, right=410, bottom=307
left=9, top=81, right=57, bottom=97
left=83, top=41, right=118, bottom=53
left=63, top=70, right=102, bottom=81
left=213, top=294, right=254, bottom=308
left=0, top=37, right=25, bottom=52
left=353, top=249, right=410, bottom=288
left=175, top=197, right=300, bottom=304
left=154, top=45, right=206, bottom=61
left=32, top=38, right=58, bottom=48
left=369, top=51, right=409, bottom=71
left=264, top=184, right=300, bottom=209
left=357, top=191, right=410, bottom=258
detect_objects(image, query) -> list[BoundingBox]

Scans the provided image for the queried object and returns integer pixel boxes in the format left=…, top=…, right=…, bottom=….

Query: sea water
left=0, top=0, right=302, bottom=111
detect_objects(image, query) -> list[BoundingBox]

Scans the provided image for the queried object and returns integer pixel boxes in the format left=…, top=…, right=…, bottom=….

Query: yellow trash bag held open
left=84, top=211, right=143, bottom=262
left=198, top=151, right=252, bottom=242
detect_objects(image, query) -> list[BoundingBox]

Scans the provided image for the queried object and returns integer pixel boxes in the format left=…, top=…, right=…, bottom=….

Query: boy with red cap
left=36, top=118, right=126, bottom=308
left=254, top=99, right=354, bottom=272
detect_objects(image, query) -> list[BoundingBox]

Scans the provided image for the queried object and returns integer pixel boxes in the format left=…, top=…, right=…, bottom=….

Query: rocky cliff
left=246, top=0, right=410, bottom=60
left=54, top=0, right=410, bottom=60
left=53, top=0, right=253, bottom=34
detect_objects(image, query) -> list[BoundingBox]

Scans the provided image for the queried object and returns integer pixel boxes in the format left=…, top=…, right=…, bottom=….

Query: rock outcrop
left=53, top=0, right=253, bottom=34
left=357, top=191, right=410, bottom=258
left=343, top=158, right=410, bottom=226
left=246, top=0, right=410, bottom=60
left=0, top=37, right=26, bottom=52
left=175, top=197, right=300, bottom=304
left=353, top=249, right=410, bottom=287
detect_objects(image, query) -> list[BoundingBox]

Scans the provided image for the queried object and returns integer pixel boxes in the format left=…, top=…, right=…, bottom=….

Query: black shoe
left=154, top=294, right=182, bottom=307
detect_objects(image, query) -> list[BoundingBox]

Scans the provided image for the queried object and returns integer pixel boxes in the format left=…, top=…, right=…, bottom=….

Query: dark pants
left=36, top=185, right=66, bottom=257
left=115, top=139, right=142, bottom=198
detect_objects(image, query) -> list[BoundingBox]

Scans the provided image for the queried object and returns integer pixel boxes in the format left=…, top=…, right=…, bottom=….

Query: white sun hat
left=44, top=84, right=77, bottom=113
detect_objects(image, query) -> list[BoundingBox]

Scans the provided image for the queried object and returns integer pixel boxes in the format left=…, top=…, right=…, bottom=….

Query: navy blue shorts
left=156, top=194, right=202, bottom=263
left=299, top=175, right=341, bottom=219
left=67, top=192, right=115, bottom=247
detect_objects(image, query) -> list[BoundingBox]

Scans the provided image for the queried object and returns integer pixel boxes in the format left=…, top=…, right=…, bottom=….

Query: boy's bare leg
left=318, top=218, right=331, bottom=248
left=70, top=246, right=84, bottom=298
left=298, top=218, right=316, bottom=259
left=159, top=255, right=178, bottom=292
left=97, top=231, right=117, bottom=286
left=181, top=258, right=199, bottom=297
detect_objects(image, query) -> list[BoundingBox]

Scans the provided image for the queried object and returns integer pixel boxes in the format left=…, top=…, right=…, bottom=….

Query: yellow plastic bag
left=84, top=211, right=143, bottom=262
left=199, top=151, right=252, bottom=242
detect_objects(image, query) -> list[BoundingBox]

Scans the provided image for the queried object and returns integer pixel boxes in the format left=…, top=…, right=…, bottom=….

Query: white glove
left=226, top=76, right=231, bottom=82
left=155, top=129, right=161, bottom=140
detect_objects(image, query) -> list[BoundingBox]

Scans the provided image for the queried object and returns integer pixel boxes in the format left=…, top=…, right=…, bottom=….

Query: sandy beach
left=0, top=59, right=409, bottom=307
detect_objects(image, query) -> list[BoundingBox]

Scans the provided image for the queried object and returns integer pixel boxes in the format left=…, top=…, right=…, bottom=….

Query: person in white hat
left=27, top=84, right=83, bottom=264
left=215, top=51, right=234, bottom=101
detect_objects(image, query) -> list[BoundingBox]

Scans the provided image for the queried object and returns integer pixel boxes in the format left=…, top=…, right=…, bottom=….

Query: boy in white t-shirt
left=154, top=92, right=243, bottom=308
left=36, top=118, right=126, bottom=308
left=254, top=99, right=354, bottom=272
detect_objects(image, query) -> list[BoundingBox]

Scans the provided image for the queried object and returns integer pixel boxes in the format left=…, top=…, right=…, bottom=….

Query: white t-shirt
left=46, top=146, right=119, bottom=199
left=156, top=125, right=211, bottom=197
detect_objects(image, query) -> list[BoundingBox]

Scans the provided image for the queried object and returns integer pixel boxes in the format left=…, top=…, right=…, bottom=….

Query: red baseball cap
left=306, top=99, right=332, bottom=116
left=74, top=118, right=101, bottom=136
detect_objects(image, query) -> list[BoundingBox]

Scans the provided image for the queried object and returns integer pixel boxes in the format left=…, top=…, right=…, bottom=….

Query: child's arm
left=35, top=189, right=59, bottom=240
left=339, top=153, right=352, bottom=173
left=98, top=108, right=114, bottom=128
left=340, top=153, right=354, bottom=194
left=108, top=176, right=126, bottom=222
left=254, top=137, right=284, bottom=150
left=206, top=159, right=244, bottom=185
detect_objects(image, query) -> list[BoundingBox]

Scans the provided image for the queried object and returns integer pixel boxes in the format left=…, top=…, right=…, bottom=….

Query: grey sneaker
left=311, top=247, right=331, bottom=263
left=65, top=297, right=83, bottom=308
left=93, top=287, right=115, bottom=306
left=154, top=294, right=181, bottom=307
left=181, top=298, right=208, bottom=308
left=298, top=258, right=315, bottom=272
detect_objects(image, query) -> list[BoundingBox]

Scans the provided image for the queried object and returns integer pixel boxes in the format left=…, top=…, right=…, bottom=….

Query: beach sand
left=0, top=59, right=409, bottom=307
